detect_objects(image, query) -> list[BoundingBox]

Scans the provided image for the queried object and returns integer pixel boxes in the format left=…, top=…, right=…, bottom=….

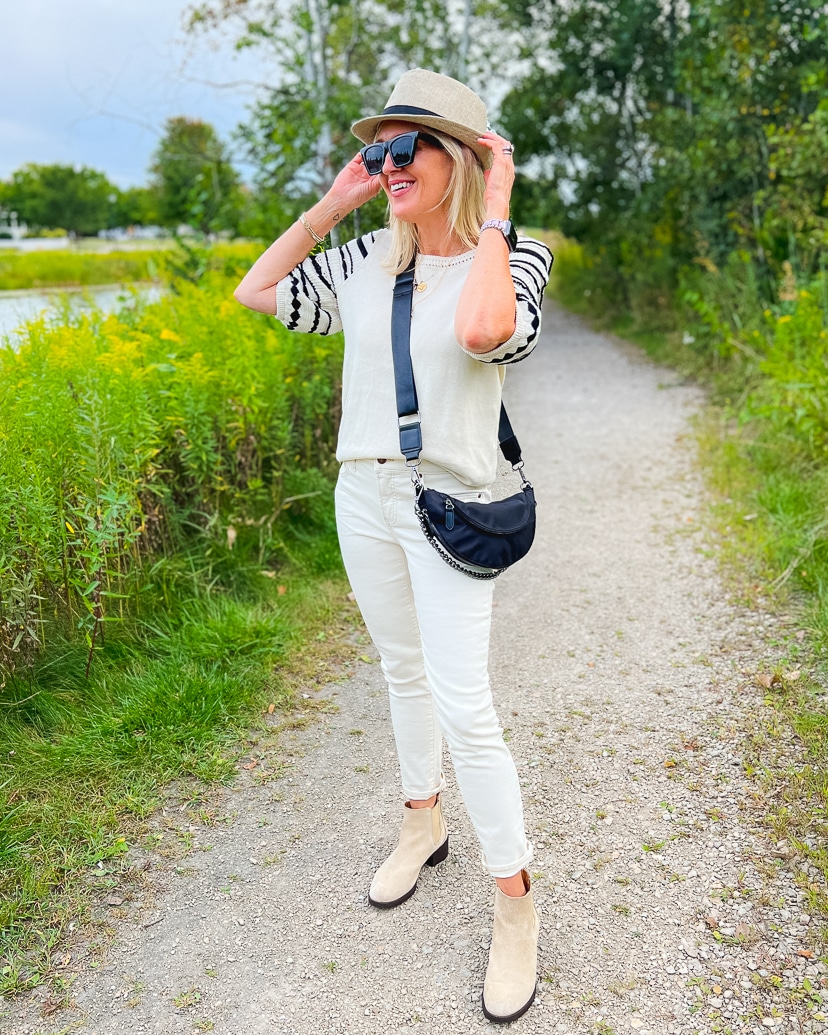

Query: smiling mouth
left=389, top=180, right=414, bottom=193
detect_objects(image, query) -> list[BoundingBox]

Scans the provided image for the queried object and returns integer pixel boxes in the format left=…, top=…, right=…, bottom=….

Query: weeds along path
left=10, top=304, right=825, bottom=1035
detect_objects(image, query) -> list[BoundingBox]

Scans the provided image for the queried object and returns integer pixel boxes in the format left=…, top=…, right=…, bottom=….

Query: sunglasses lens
left=362, top=144, right=385, bottom=175
left=360, top=133, right=420, bottom=175
left=388, top=134, right=417, bottom=168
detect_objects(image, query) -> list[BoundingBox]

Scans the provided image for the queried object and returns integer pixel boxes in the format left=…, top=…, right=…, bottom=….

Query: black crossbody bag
left=391, top=261, right=536, bottom=581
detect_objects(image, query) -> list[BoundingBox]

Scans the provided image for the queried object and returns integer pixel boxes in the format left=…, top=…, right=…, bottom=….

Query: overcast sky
left=1, top=0, right=271, bottom=187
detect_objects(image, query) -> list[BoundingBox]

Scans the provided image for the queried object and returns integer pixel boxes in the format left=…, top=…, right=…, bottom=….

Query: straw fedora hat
left=351, top=68, right=493, bottom=170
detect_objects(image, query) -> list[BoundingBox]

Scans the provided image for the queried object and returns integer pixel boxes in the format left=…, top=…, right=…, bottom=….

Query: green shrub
left=0, top=269, right=343, bottom=689
left=746, top=285, right=828, bottom=456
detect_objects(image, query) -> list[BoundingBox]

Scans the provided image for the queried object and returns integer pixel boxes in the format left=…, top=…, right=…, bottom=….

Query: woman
left=235, top=68, right=552, bottom=1023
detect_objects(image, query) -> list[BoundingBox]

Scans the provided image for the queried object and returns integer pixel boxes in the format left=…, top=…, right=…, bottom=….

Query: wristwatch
left=480, top=219, right=518, bottom=252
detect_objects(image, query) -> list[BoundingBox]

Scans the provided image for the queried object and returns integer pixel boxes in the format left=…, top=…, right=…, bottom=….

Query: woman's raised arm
left=454, top=132, right=518, bottom=352
left=234, top=155, right=382, bottom=314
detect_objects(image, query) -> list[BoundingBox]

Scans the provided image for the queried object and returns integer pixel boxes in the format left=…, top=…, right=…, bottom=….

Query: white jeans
left=335, top=458, right=532, bottom=878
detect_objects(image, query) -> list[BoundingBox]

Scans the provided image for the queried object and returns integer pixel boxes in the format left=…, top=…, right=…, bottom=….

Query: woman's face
left=374, top=121, right=455, bottom=225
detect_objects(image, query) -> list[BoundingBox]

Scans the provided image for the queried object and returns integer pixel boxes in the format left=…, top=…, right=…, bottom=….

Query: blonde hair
left=380, top=128, right=487, bottom=274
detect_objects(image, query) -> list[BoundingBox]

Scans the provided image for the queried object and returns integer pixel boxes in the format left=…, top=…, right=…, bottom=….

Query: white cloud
left=1, top=0, right=270, bottom=185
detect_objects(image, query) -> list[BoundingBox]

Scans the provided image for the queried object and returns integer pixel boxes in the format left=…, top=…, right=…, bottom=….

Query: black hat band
left=381, top=104, right=443, bottom=118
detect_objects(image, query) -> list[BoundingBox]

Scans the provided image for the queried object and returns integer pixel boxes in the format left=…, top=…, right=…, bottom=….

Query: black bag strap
left=391, top=261, right=422, bottom=463
left=391, top=258, right=525, bottom=469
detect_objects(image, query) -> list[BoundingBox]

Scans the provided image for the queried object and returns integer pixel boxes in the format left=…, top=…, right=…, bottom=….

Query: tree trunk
left=457, top=0, right=473, bottom=81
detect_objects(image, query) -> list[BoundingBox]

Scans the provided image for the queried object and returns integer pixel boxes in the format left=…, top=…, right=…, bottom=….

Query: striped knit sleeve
left=275, top=232, right=378, bottom=335
left=461, top=236, right=553, bottom=365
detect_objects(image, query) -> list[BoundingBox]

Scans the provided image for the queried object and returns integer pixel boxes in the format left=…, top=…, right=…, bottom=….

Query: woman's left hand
left=477, top=132, right=516, bottom=219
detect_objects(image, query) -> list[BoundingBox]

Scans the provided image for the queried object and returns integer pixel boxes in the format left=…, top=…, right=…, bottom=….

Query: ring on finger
left=502, top=143, right=514, bottom=155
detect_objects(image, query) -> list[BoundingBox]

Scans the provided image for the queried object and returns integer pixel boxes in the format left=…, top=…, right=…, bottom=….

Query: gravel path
left=8, top=303, right=827, bottom=1035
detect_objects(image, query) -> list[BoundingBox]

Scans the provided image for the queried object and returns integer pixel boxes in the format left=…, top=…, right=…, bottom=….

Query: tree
left=187, top=0, right=510, bottom=241
left=112, top=186, right=161, bottom=229
left=668, top=0, right=827, bottom=273
left=499, top=0, right=676, bottom=237
left=0, top=164, right=117, bottom=236
left=149, top=117, right=242, bottom=235
left=762, top=100, right=828, bottom=274
left=499, top=0, right=828, bottom=298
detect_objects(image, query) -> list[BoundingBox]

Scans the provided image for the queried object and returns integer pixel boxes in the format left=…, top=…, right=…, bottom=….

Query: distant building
left=97, top=226, right=169, bottom=241
left=0, top=209, right=28, bottom=240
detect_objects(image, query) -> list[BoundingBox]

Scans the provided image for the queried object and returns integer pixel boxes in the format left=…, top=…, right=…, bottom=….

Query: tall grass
left=0, top=258, right=351, bottom=994
left=0, top=268, right=342, bottom=687
left=0, top=250, right=160, bottom=290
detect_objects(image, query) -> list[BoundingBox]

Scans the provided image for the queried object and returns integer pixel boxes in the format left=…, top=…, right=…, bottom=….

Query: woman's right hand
left=326, top=153, right=384, bottom=215
left=234, top=153, right=381, bottom=315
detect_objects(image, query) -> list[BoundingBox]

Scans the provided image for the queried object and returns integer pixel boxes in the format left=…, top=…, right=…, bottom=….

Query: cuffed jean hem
left=402, top=771, right=447, bottom=802
left=481, top=844, right=535, bottom=880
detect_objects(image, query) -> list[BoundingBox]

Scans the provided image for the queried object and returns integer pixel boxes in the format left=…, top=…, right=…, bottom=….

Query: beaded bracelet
left=299, top=212, right=325, bottom=246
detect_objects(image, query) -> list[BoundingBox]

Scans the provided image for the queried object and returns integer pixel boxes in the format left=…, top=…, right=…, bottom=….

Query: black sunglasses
left=359, top=131, right=443, bottom=176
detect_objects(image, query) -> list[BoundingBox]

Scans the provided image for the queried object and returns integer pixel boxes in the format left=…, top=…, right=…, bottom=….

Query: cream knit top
left=275, top=228, right=553, bottom=487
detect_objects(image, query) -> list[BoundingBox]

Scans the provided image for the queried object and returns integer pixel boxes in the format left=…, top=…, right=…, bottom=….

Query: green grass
left=696, top=415, right=828, bottom=922
left=0, top=262, right=344, bottom=686
left=0, top=241, right=259, bottom=291
left=0, top=249, right=161, bottom=291
left=1, top=558, right=356, bottom=996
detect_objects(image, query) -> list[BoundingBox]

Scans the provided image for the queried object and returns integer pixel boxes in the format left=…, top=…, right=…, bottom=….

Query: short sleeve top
left=275, top=229, right=553, bottom=486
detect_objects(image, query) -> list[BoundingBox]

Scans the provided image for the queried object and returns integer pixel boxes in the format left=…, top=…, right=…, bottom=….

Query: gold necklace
left=414, top=258, right=448, bottom=296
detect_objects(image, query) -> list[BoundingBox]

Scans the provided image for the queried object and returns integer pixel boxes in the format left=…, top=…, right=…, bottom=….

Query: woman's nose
left=382, top=149, right=396, bottom=175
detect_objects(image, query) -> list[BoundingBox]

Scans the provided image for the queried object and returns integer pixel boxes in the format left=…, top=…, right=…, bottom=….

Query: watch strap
left=480, top=219, right=517, bottom=251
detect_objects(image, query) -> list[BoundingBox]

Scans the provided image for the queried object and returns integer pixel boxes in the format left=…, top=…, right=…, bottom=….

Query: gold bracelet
left=299, top=212, right=325, bottom=246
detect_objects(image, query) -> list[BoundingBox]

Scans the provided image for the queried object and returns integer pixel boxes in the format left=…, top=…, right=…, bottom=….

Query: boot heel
left=426, top=836, right=449, bottom=867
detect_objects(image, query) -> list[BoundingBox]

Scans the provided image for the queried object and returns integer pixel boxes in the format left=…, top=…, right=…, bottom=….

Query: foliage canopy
left=149, top=116, right=243, bottom=234
left=500, top=0, right=828, bottom=300
left=0, top=164, right=118, bottom=237
left=187, top=0, right=509, bottom=238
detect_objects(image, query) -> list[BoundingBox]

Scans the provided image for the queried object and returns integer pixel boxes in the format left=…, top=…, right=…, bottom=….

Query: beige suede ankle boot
left=481, top=870, right=539, bottom=1023
left=368, top=799, right=448, bottom=908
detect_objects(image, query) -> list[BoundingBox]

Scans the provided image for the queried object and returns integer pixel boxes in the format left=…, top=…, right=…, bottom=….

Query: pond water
left=0, top=284, right=164, bottom=345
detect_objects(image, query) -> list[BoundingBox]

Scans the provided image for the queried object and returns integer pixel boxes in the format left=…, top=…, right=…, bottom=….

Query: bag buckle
left=408, top=460, right=423, bottom=491
left=512, top=460, right=532, bottom=489
left=399, top=412, right=422, bottom=463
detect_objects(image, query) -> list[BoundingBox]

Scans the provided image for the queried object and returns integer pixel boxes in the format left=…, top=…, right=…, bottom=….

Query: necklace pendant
left=416, top=281, right=427, bottom=293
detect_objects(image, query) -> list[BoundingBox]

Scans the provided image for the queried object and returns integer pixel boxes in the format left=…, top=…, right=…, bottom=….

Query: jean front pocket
left=450, top=488, right=492, bottom=505
left=334, top=460, right=356, bottom=507
left=419, top=463, right=491, bottom=505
